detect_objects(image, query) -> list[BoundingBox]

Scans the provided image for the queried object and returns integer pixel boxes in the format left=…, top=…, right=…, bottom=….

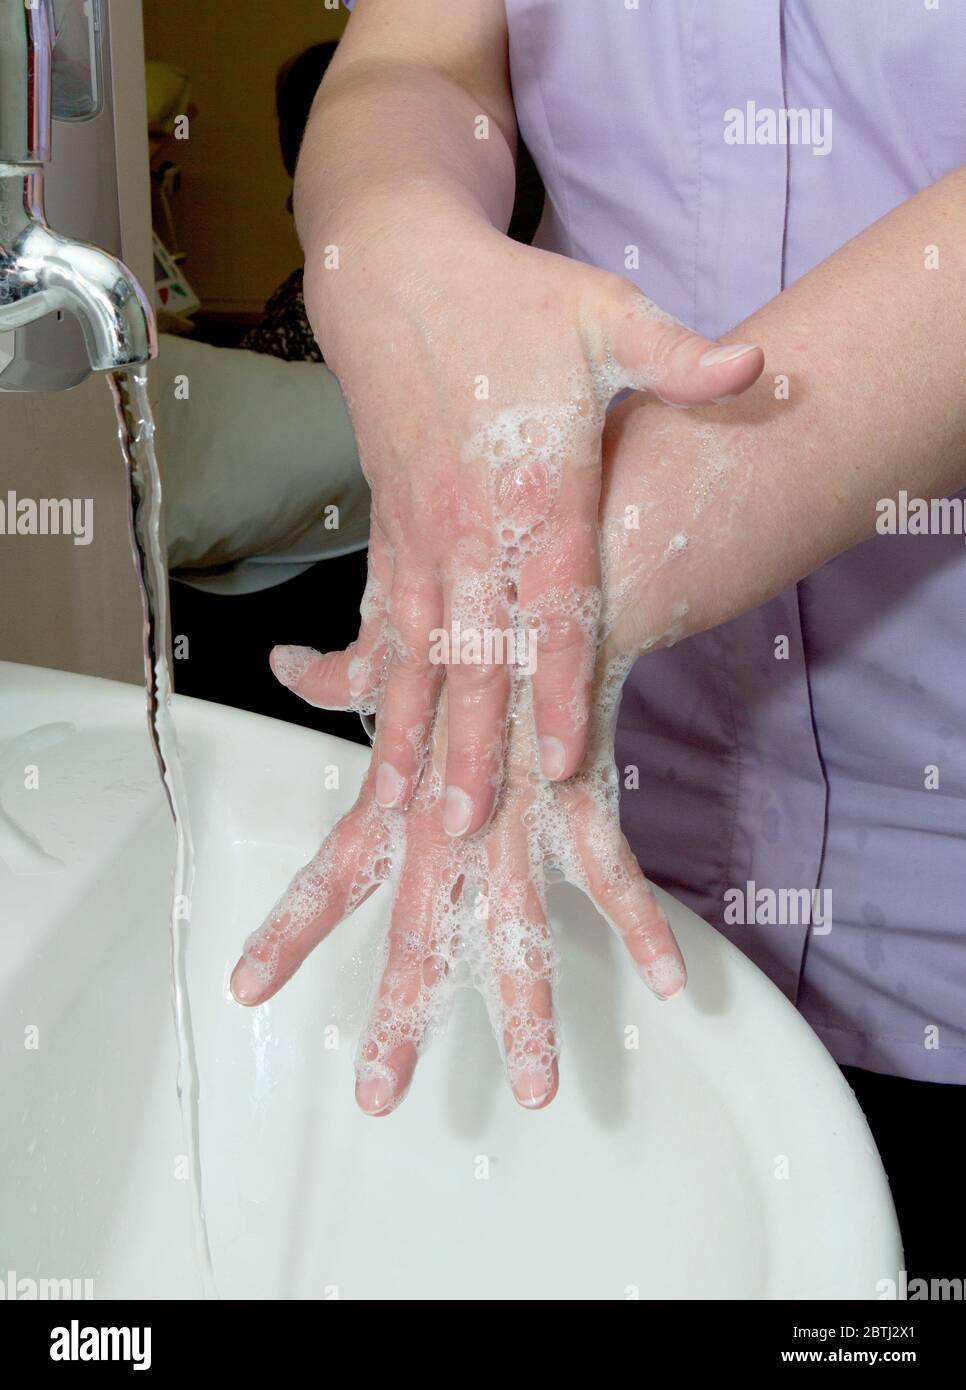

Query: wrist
left=300, top=198, right=504, bottom=360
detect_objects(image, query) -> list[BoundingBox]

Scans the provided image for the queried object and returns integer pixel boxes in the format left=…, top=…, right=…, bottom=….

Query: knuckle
left=390, top=580, right=436, bottom=642
left=450, top=735, right=498, bottom=781
left=448, top=659, right=507, bottom=697
left=393, top=642, right=433, bottom=677
left=532, top=610, right=588, bottom=657
left=651, top=323, right=699, bottom=371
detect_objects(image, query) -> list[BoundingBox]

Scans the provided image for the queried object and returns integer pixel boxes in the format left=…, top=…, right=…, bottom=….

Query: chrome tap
left=0, top=0, right=155, bottom=391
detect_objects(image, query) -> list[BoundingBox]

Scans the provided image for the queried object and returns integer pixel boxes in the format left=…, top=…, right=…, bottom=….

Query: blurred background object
left=141, top=3, right=366, bottom=738
left=139, top=0, right=544, bottom=742
left=142, top=0, right=348, bottom=344
left=239, top=42, right=336, bottom=363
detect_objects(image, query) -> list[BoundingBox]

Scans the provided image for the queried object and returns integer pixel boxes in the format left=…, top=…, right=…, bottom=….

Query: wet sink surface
left=0, top=662, right=902, bottom=1299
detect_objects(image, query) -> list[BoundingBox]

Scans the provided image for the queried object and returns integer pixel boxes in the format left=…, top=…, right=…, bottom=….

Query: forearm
left=295, top=65, right=515, bottom=246
left=608, top=167, right=966, bottom=648
left=294, top=2, right=516, bottom=346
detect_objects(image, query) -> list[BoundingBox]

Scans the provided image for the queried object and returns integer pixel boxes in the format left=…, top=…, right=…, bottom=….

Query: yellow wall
left=142, top=0, right=348, bottom=315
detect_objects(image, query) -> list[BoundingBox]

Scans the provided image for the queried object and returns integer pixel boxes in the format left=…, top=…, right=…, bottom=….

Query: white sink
left=0, top=662, right=901, bottom=1299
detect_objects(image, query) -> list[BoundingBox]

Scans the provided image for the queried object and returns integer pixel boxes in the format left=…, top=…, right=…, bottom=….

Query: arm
left=294, top=0, right=519, bottom=259
left=602, top=166, right=966, bottom=658
left=231, top=169, right=965, bottom=1118
left=285, top=0, right=763, bottom=842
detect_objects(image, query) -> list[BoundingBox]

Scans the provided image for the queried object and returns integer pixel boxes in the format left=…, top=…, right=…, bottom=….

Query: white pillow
left=156, top=335, right=369, bottom=583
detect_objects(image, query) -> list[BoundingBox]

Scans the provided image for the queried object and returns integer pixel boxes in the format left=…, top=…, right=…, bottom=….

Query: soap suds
left=242, top=319, right=710, bottom=1103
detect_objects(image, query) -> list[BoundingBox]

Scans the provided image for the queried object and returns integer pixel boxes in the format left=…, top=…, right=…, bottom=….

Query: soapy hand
left=287, top=221, right=763, bottom=840
left=230, top=663, right=684, bottom=1114
left=244, top=155, right=966, bottom=1110
left=229, top=385, right=751, bottom=1114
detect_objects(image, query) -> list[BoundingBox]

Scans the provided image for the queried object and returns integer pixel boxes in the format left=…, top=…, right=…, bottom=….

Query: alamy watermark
left=49, top=1319, right=151, bottom=1371
left=724, top=102, right=833, bottom=157
left=0, top=490, right=93, bottom=546
left=877, top=1271, right=966, bottom=1300
left=876, top=491, right=966, bottom=542
left=0, top=1269, right=94, bottom=1300
left=723, top=881, right=832, bottom=935
left=428, top=622, right=537, bottom=675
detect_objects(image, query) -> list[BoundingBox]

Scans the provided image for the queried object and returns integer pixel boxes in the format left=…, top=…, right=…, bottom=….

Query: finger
left=569, top=786, right=686, bottom=1000
left=481, top=797, right=560, bottom=1109
left=355, top=797, right=461, bottom=1116
left=520, top=472, right=601, bottom=781
left=440, top=574, right=512, bottom=837
left=230, top=781, right=392, bottom=1006
left=269, top=641, right=385, bottom=709
left=270, top=524, right=393, bottom=708
left=371, top=565, right=444, bottom=812
left=608, top=294, right=764, bottom=407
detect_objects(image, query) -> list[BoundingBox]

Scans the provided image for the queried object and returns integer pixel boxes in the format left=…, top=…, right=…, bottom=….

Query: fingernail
left=230, top=958, right=264, bottom=1005
left=375, top=761, right=406, bottom=808
left=513, top=1071, right=550, bottom=1109
left=356, top=1077, right=394, bottom=1115
left=640, top=954, right=687, bottom=1000
left=443, top=786, right=473, bottom=837
left=539, top=735, right=567, bottom=780
left=699, top=343, right=759, bottom=368
left=270, top=644, right=316, bottom=689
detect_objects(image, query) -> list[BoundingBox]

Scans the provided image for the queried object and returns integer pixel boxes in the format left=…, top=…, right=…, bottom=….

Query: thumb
left=609, top=296, right=764, bottom=407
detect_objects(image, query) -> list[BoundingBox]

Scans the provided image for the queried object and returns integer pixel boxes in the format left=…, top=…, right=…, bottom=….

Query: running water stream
left=109, top=367, right=217, bottom=1300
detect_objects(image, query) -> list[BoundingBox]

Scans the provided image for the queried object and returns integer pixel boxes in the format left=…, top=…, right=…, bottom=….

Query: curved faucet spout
left=1, top=214, right=156, bottom=371
left=0, top=0, right=156, bottom=386
left=0, top=169, right=155, bottom=374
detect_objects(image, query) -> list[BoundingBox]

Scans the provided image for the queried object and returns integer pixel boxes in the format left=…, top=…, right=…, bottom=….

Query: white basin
left=0, top=662, right=901, bottom=1300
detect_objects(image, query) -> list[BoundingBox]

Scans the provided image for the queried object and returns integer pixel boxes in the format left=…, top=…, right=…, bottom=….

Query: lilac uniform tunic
left=345, top=1, right=966, bottom=1081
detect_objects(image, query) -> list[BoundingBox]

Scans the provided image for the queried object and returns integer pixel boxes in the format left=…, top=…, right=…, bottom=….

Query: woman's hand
left=230, top=663, right=686, bottom=1116
left=288, top=217, right=763, bottom=843
left=236, top=162, right=966, bottom=1114
left=230, top=351, right=769, bottom=1118
left=232, top=373, right=780, bottom=1113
